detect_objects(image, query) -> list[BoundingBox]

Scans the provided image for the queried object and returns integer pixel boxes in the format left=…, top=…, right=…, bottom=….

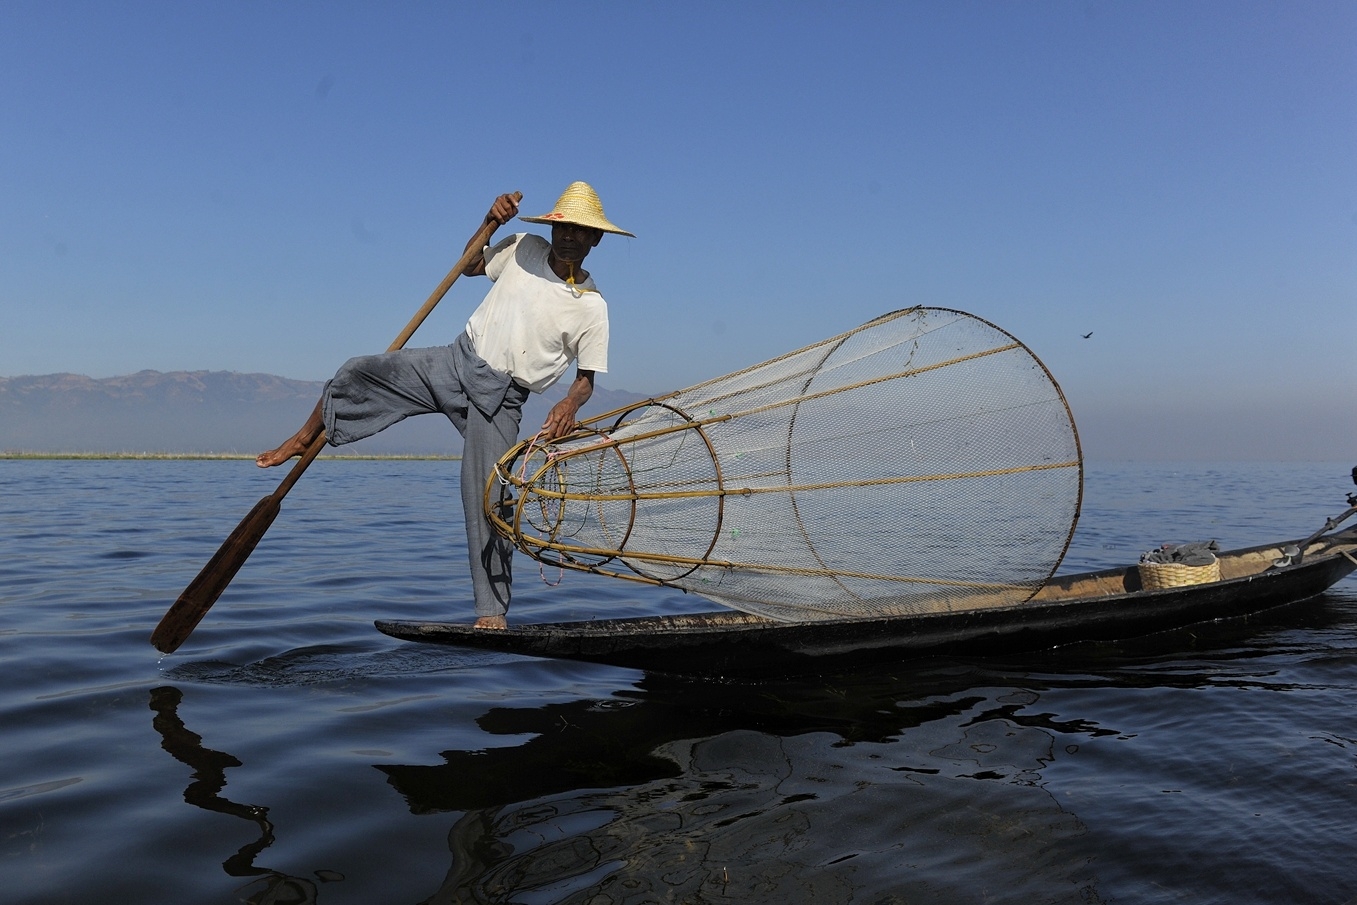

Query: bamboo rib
left=540, top=341, right=1024, bottom=465
left=510, top=534, right=1034, bottom=592
left=721, top=342, right=1021, bottom=423
left=508, top=459, right=1080, bottom=504
left=659, top=306, right=946, bottom=407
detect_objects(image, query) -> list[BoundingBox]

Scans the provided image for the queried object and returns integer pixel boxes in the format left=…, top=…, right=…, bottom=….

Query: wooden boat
left=376, top=506, right=1357, bottom=678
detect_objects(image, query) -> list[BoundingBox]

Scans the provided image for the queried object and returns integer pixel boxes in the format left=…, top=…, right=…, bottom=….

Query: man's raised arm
left=462, top=192, right=521, bottom=276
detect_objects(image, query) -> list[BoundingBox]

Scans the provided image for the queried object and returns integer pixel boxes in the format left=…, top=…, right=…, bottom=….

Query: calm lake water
left=2, top=459, right=1356, bottom=905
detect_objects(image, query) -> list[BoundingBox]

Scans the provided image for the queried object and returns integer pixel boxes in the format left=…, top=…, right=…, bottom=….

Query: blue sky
left=3, top=2, right=1354, bottom=459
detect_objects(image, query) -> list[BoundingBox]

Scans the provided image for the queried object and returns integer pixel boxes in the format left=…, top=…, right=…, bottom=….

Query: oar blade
left=151, top=494, right=282, bottom=653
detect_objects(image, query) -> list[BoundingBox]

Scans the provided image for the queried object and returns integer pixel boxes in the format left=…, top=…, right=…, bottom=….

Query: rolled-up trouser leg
left=322, top=347, right=462, bottom=446
left=460, top=387, right=526, bottom=618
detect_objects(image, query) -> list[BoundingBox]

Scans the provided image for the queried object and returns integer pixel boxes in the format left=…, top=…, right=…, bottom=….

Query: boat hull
left=376, top=529, right=1357, bottom=677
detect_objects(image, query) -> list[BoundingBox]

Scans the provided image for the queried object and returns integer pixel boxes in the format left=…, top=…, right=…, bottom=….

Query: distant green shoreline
left=1, top=452, right=461, bottom=461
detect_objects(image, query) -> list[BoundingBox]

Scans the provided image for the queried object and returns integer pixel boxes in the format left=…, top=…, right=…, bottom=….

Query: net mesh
left=487, top=308, right=1083, bottom=621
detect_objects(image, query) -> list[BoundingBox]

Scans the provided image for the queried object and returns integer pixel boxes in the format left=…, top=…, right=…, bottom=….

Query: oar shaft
left=389, top=206, right=512, bottom=352
left=152, top=195, right=519, bottom=653
left=271, top=432, right=328, bottom=501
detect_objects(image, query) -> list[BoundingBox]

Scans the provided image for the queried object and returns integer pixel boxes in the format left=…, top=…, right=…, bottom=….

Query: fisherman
left=255, top=182, right=633, bottom=630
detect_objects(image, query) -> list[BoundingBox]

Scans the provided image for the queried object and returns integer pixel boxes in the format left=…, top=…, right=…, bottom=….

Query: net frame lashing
left=494, top=400, right=730, bottom=584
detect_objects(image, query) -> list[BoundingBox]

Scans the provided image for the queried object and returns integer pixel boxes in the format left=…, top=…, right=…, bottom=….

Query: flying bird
left=1081, top=332, right=1093, bottom=339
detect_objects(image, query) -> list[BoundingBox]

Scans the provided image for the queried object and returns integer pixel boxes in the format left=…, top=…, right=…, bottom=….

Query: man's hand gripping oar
left=151, top=193, right=521, bottom=653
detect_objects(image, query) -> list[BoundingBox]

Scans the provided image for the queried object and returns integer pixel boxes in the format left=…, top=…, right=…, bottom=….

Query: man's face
left=550, top=223, right=604, bottom=263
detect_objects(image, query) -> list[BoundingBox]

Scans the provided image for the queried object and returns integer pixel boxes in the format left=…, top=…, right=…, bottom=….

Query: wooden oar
left=151, top=194, right=520, bottom=653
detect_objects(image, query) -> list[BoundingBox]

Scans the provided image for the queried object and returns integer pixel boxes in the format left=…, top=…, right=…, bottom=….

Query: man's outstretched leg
left=256, top=400, right=324, bottom=468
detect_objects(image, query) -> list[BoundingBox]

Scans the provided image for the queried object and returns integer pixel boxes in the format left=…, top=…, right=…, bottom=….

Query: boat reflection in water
left=376, top=593, right=1348, bottom=903
left=149, top=686, right=343, bottom=904
left=376, top=664, right=1117, bottom=903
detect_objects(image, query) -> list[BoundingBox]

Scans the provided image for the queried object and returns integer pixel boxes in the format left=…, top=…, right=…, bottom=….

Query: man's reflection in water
left=149, top=686, right=342, bottom=904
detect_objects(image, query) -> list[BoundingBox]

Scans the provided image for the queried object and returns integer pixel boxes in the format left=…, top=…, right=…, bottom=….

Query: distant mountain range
left=0, top=370, right=649, bottom=455
left=4, top=370, right=1353, bottom=462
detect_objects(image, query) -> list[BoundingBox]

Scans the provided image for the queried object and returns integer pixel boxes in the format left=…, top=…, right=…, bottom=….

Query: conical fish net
left=487, top=308, right=1083, bottom=621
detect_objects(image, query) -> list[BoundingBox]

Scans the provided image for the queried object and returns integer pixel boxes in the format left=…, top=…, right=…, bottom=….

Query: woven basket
left=1138, top=558, right=1221, bottom=590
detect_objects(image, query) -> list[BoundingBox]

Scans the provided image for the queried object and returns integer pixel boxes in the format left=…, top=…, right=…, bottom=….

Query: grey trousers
left=321, top=333, right=530, bottom=618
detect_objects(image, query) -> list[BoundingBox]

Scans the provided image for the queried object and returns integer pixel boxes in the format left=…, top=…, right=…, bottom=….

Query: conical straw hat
left=520, top=181, right=635, bottom=237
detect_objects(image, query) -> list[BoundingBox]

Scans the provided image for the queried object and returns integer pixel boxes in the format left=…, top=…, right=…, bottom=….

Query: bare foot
left=258, top=402, right=325, bottom=468
left=255, top=435, right=309, bottom=468
left=473, top=615, right=507, bottom=630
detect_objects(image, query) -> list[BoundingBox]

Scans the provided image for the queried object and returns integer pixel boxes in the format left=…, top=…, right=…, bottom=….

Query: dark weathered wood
left=152, top=197, right=520, bottom=654
left=376, top=528, right=1357, bottom=677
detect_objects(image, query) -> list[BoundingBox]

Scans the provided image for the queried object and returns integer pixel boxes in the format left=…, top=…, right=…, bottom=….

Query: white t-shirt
left=465, top=233, right=609, bottom=394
